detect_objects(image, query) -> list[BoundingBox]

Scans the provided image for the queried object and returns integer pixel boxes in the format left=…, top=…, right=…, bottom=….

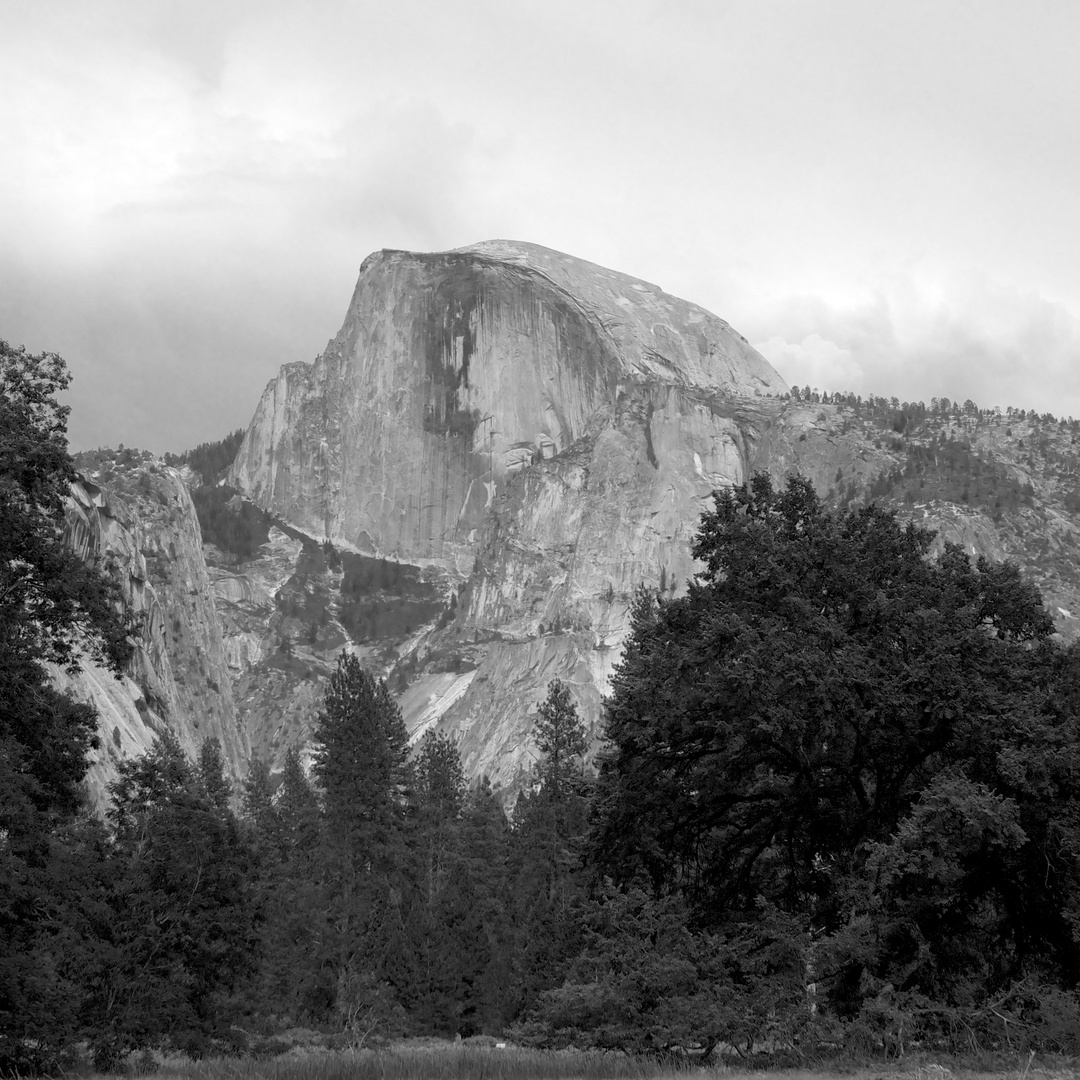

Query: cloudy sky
left=3, top=0, right=1079, bottom=453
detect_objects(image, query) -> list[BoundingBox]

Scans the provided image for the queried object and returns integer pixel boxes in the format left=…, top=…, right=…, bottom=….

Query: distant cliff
left=230, top=241, right=787, bottom=565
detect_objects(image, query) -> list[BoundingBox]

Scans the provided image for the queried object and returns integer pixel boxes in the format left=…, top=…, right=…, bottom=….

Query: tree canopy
left=592, top=473, right=1080, bottom=1023
left=1, top=342, right=136, bottom=1073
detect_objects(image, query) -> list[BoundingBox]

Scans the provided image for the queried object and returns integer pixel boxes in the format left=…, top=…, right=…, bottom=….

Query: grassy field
left=148, top=1044, right=1080, bottom=1080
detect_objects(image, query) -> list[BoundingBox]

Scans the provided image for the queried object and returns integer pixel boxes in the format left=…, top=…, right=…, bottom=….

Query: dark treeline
left=165, top=429, right=245, bottom=486
left=189, top=485, right=271, bottom=560
left=164, top=431, right=271, bottom=560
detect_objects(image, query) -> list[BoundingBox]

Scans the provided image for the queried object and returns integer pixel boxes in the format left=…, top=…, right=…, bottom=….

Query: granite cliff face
left=230, top=242, right=786, bottom=566
left=228, top=241, right=789, bottom=792
left=55, top=450, right=248, bottom=806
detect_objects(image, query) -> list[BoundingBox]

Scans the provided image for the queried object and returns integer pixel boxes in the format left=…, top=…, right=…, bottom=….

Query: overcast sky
left=3, top=0, right=1079, bottom=453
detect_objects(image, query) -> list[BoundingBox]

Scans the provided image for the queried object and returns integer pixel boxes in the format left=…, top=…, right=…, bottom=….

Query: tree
left=1, top=343, right=133, bottom=825
left=413, top=730, right=466, bottom=904
left=533, top=678, right=588, bottom=802
left=507, top=681, right=591, bottom=1015
left=0, top=342, right=134, bottom=1074
left=246, top=749, right=329, bottom=1025
left=197, top=736, right=232, bottom=812
left=314, top=652, right=412, bottom=848
left=592, top=473, right=1077, bottom=1036
left=311, top=653, right=414, bottom=1035
left=86, top=732, right=258, bottom=1068
left=520, top=882, right=807, bottom=1057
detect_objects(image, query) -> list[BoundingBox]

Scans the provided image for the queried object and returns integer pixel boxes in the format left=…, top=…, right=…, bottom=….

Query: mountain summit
left=224, top=242, right=788, bottom=790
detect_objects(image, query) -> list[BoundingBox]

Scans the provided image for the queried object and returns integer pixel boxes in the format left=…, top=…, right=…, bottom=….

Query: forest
left=5, top=341, right=1080, bottom=1073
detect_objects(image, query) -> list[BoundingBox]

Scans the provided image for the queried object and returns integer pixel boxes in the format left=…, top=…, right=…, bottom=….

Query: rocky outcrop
left=55, top=453, right=247, bottom=807
left=228, top=242, right=789, bottom=795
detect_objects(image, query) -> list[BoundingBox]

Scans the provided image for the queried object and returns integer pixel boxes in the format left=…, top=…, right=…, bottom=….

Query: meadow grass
left=152, top=1044, right=1080, bottom=1080
left=160, top=1046, right=688, bottom=1080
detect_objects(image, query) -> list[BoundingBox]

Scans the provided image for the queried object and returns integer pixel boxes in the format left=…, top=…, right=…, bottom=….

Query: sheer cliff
left=230, top=241, right=787, bottom=566
left=227, top=241, right=789, bottom=792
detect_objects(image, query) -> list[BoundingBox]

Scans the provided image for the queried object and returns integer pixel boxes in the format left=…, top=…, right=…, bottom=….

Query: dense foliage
left=189, top=484, right=271, bottom=559
left=588, top=473, right=1080, bottom=1053
left=165, top=429, right=245, bottom=486
left=165, top=430, right=270, bottom=559
left=0, top=341, right=137, bottom=1074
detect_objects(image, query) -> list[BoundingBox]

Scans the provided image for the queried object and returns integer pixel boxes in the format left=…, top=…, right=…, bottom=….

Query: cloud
left=755, top=334, right=863, bottom=397
left=4, top=0, right=1080, bottom=455
left=753, top=272, right=1080, bottom=419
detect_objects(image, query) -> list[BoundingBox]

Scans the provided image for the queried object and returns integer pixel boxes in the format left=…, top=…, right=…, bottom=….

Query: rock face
left=229, top=241, right=789, bottom=794
left=231, top=241, right=787, bottom=567
left=55, top=452, right=247, bottom=807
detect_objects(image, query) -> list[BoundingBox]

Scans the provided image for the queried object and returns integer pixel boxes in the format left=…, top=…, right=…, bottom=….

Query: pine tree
left=311, top=653, right=414, bottom=1036
left=87, top=732, right=258, bottom=1068
left=507, top=681, right=590, bottom=1015
left=414, top=730, right=466, bottom=904
left=533, top=678, right=588, bottom=802
left=314, top=653, right=412, bottom=851
left=252, top=749, right=329, bottom=1024
left=197, top=736, right=232, bottom=812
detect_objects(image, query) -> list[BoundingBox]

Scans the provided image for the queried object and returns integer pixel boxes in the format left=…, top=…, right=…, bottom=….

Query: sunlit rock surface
left=55, top=455, right=247, bottom=807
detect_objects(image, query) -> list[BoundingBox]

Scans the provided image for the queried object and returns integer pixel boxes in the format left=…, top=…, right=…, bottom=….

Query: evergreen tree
left=311, top=653, right=413, bottom=1036
left=87, top=732, right=258, bottom=1068
left=0, top=342, right=134, bottom=1074
left=592, top=472, right=1080, bottom=1040
left=533, top=678, right=588, bottom=802
left=413, top=730, right=466, bottom=903
left=250, top=749, right=329, bottom=1024
left=197, top=736, right=232, bottom=812
left=314, top=652, right=412, bottom=850
left=458, top=778, right=515, bottom=1033
left=507, top=681, right=590, bottom=1015
left=241, top=757, right=281, bottom=856
left=400, top=732, right=505, bottom=1035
